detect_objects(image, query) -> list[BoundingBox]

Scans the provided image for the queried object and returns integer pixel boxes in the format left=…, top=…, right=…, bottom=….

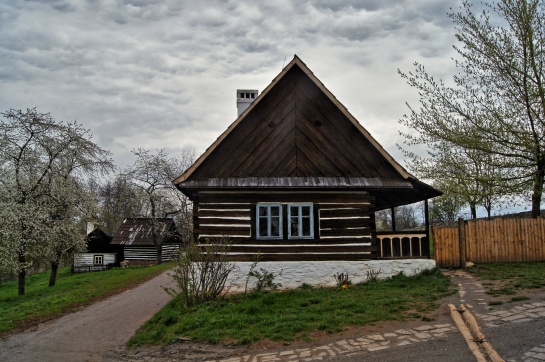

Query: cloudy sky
left=1, top=0, right=463, bottom=171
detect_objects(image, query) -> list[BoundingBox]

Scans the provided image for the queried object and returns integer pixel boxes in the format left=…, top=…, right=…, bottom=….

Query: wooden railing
left=376, top=231, right=429, bottom=259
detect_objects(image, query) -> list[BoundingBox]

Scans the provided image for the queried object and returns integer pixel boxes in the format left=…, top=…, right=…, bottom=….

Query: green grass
left=466, top=262, right=545, bottom=297
left=128, top=268, right=453, bottom=347
left=0, top=262, right=174, bottom=335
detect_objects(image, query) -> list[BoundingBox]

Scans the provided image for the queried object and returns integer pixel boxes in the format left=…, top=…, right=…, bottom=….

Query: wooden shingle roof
left=110, top=218, right=180, bottom=246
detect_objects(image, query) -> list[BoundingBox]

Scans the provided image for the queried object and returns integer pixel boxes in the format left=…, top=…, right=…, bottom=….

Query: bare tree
left=0, top=108, right=113, bottom=295
left=94, top=174, right=148, bottom=234
left=124, top=148, right=195, bottom=264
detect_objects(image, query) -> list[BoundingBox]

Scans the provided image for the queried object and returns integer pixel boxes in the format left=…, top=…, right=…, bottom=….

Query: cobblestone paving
left=449, top=270, right=545, bottom=362
left=475, top=302, right=545, bottom=327
left=521, top=344, right=545, bottom=362
left=210, top=324, right=457, bottom=362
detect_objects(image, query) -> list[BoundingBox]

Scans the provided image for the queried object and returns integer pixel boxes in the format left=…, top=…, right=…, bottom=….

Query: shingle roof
left=110, top=218, right=180, bottom=246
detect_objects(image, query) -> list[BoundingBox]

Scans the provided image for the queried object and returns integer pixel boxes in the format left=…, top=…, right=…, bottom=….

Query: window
left=288, top=204, right=314, bottom=239
left=94, top=255, right=103, bottom=265
left=256, top=203, right=315, bottom=240
left=256, top=204, right=282, bottom=239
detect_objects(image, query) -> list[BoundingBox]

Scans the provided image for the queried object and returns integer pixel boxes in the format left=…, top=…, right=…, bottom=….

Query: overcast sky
left=1, top=0, right=464, bottom=172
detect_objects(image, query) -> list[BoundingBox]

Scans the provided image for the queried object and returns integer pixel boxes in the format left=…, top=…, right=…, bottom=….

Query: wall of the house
left=227, top=259, right=437, bottom=292
left=193, top=191, right=377, bottom=261
left=123, top=244, right=179, bottom=262
left=73, top=253, right=116, bottom=273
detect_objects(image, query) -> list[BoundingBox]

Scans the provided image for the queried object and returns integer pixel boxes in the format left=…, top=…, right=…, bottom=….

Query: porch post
left=424, top=199, right=430, bottom=258
left=390, top=207, right=396, bottom=231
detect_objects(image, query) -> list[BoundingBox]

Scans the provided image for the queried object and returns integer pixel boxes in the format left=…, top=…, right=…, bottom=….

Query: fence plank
left=433, top=217, right=545, bottom=266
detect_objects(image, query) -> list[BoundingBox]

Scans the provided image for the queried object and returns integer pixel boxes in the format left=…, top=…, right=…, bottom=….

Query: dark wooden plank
left=211, top=238, right=371, bottom=245
left=197, top=210, right=251, bottom=218
left=199, top=203, right=252, bottom=210
left=269, top=147, right=298, bottom=176
left=319, top=207, right=371, bottom=218
left=292, top=141, right=327, bottom=176
left=196, top=218, right=251, bottom=225
left=226, top=245, right=377, bottom=253
left=214, top=74, right=297, bottom=177
left=226, top=253, right=376, bottom=262
left=197, top=193, right=373, bottom=204
left=194, top=225, right=251, bottom=233
left=294, top=126, right=341, bottom=176
left=376, top=230, right=428, bottom=235
left=192, top=72, right=297, bottom=178
left=319, top=218, right=373, bottom=228
left=316, top=237, right=374, bottom=244
left=320, top=229, right=372, bottom=237
left=295, top=109, right=360, bottom=175
left=295, top=71, right=400, bottom=178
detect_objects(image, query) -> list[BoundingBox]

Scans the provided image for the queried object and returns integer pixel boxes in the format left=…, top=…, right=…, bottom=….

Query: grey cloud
left=0, top=0, right=464, bottom=169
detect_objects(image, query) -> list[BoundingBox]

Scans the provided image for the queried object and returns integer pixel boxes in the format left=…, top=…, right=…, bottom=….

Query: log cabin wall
left=193, top=191, right=376, bottom=261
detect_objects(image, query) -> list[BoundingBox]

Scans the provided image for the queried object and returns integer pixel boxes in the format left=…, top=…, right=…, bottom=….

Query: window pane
left=302, top=217, right=311, bottom=236
left=258, top=206, right=268, bottom=217
left=290, top=217, right=299, bottom=236
left=302, top=206, right=311, bottom=216
left=259, top=217, right=268, bottom=237
left=271, top=217, right=280, bottom=237
left=271, top=206, right=280, bottom=216
left=290, top=206, right=299, bottom=216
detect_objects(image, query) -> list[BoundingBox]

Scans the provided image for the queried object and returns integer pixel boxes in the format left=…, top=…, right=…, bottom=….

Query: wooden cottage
left=173, top=56, right=441, bottom=288
left=73, top=227, right=121, bottom=273
left=110, top=218, right=181, bottom=264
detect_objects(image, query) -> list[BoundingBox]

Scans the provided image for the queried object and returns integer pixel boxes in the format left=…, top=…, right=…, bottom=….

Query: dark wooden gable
left=188, top=63, right=400, bottom=180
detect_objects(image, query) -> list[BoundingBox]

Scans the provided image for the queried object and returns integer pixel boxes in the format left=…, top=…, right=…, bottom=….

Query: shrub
left=164, top=237, right=236, bottom=307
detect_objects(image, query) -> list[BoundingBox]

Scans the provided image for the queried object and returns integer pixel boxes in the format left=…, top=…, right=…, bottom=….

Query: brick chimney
left=237, top=89, right=258, bottom=116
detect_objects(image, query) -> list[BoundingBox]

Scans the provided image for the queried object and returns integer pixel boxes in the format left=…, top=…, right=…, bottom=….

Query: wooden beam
left=391, top=207, right=396, bottom=232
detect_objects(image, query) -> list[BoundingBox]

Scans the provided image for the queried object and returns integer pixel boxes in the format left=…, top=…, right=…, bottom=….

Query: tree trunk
left=156, top=244, right=162, bottom=265
left=470, top=204, right=477, bottom=219
left=49, top=261, right=59, bottom=287
left=531, top=166, right=544, bottom=218
left=18, top=252, right=26, bottom=296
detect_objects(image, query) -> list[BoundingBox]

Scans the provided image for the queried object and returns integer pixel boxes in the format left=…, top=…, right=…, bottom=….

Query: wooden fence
left=433, top=217, right=545, bottom=268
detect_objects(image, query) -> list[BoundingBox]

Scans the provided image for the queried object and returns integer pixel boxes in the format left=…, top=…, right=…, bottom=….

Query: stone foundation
left=226, top=259, right=437, bottom=292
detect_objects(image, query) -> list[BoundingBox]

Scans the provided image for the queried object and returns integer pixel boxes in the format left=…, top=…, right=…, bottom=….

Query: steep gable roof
left=173, top=56, right=441, bottom=209
left=174, top=56, right=412, bottom=183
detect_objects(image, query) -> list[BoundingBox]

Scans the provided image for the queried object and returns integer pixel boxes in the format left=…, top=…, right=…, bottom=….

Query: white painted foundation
left=226, top=259, right=437, bottom=292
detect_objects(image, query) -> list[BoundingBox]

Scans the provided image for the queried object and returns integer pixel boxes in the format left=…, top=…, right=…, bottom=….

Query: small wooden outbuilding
left=110, top=218, right=181, bottom=264
left=73, top=227, right=121, bottom=273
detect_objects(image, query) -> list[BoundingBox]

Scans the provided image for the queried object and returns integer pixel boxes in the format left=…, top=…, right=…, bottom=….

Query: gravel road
left=0, top=270, right=176, bottom=362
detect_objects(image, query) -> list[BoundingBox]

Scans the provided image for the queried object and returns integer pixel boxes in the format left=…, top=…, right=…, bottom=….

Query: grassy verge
left=128, top=268, right=453, bottom=347
left=0, top=262, right=174, bottom=335
left=466, top=262, right=545, bottom=303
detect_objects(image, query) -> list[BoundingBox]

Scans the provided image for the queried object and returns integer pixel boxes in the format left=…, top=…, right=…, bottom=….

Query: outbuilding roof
left=110, top=218, right=180, bottom=246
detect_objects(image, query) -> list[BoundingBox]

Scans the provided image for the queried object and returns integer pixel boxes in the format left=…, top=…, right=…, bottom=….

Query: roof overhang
left=177, top=176, right=442, bottom=210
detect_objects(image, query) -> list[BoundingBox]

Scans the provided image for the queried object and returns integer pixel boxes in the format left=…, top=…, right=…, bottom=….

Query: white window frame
left=288, top=203, right=314, bottom=240
left=93, top=255, right=103, bottom=265
left=256, top=204, right=283, bottom=240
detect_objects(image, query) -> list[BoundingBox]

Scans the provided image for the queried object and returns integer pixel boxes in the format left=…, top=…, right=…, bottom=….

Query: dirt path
left=0, top=270, right=178, bottom=362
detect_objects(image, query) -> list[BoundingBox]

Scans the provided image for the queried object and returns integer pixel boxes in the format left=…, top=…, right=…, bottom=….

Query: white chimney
left=237, top=89, right=258, bottom=116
